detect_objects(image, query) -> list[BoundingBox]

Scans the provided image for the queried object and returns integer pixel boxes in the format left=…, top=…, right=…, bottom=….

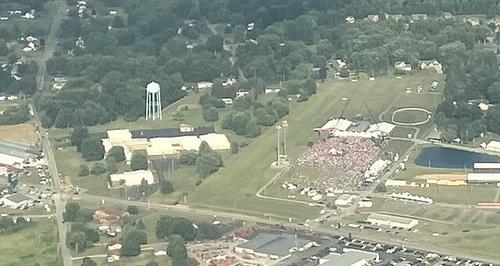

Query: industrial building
left=467, top=173, right=500, bottom=184
left=319, top=249, right=379, bottom=266
left=335, top=194, right=356, bottom=207
left=1, top=193, right=33, bottom=209
left=485, top=140, right=500, bottom=153
left=473, top=163, right=500, bottom=173
left=0, top=141, right=34, bottom=166
left=110, top=170, right=155, bottom=187
left=100, top=126, right=230, bottom=161
left=415, top=174, right=467, bottom=186
left=235, top=232, right=314, bottom=260
left=367, top=213, right=418, bottom=229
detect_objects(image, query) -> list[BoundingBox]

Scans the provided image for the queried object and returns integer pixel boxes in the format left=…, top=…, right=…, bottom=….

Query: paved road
left=72, top=193, right=500, bottom=264
left=32, top=0, right=70, bottom=264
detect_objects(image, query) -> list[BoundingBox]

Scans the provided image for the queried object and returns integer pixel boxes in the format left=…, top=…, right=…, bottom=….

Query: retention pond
left=415, top=147, right=500, bottom=169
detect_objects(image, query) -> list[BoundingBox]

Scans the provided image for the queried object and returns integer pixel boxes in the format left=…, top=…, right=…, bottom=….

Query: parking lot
left=280, top=234, right=493, bottom=266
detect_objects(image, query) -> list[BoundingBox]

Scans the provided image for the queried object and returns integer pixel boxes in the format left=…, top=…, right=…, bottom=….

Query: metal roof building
left=235, top=232, right=313, bottom=259
left=110, top=170, right=155, bottom=187
left=467, top=173, right=500, bottom=184
left=367, top=213, right=418, bottom=229
left=320, top=249, right=379, bottom=266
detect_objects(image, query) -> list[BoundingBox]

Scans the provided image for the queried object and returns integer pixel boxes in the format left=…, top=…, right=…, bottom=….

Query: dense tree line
left=0, top=216, right=31, bottom=234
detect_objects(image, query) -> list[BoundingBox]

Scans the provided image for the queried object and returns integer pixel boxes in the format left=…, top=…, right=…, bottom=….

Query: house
left=367, top=14, right=379, bottom=22
left=441, top=12, right=455, bottom=20
left=394, top=61, right=412, bottom=72
left=411, top=14, right=428, bottom=22
left=221, top=98, right=233, bottom=105
left=345, top=16, right=355, bottom=24
left=1, top=193, right=33, bottom=209
left=464, top=18, right=481, bottom=26
left=236, top=91, right=250, bottom=98
left=264, top=87, right=281, bottom=94
left=197, top=81, right=213, bottom=89
left=387, top=14, right=404, bottom=21
left=419, top=60, right=443, bottom=74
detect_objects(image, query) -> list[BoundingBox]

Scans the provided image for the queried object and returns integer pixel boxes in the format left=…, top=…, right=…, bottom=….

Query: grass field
left=389, top=126, right=417, bottom=138
left=0, top=122, right=37, bottom=144
left=0, top=218, right=59, bottom=266
left=187, top=72, right=443, bottom=219
left=392, top=109, right=429, bottom=124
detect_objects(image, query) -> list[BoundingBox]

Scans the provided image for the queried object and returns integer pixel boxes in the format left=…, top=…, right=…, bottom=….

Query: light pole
left=282, top=120, right=288, bottom=158
left=276, top=125, right=282, bottom=165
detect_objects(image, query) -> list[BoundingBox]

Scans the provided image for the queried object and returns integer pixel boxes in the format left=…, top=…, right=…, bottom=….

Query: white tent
left=110, top=170, right=155, bottom=186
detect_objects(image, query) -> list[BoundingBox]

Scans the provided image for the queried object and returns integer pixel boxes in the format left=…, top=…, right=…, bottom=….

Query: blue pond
left=415, top=147, right=500, bottom=169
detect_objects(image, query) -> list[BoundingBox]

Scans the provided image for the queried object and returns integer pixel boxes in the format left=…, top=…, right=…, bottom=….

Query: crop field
left=188, top=72, right=444, bottom=219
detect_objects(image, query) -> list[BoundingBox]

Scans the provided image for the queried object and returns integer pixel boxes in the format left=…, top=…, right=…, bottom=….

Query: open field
left=188, top=72, right=443, bottom=219
left=0, top=218, right=59, bottom=266
left=382, top=92, right=442, bottom=138
left=389, top=126, right=417, bottom=138
left=0, top=122, right=37, bottom=144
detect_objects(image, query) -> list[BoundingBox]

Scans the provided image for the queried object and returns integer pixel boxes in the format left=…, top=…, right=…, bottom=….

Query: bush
left=106, top=157, right=118, bottom=173
left=160, top=180, right=174, bottom=194
left=78, top=164, right=89, bottom=176
left=230, top=142, right=239, bottom=154
left=90, top=162, right=107, bottom=175
left=374, top=183, right=386, bottom=193
left=127, top=205, right=139, bottom=215
left=130, top=153, right=148, bottom=170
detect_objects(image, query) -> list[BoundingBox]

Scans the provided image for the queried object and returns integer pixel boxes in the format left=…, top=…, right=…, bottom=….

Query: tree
left=0, top=39, right=8, bottom=56
left=160, top=180, right=174, bottom=194
left=111, top=16, right=125, bottom=28
left=127, top=205, right=139, bottom=215
left=107, top=146, right=125, bottom=162
left=78, top=164, right=89, bottom=176
left=202, top=106, right=219, bottom=121
left=230, top=142, right=239, bottom=154
left=156, top=216, right=195, bottom=241
left=196, top=153, right=223, bottom=178
left=245, top=120, right=261, bottom=138
left=80, top=138, right=105, bottom=161
left=205, top=35, right=224, bottom=53
left=130, top=153, right=148, bottom=170
left=121, top=234, right=141, bottom=256
left=167, top=235, right=188, bottom=259
left=198, top=141, right=213, bottom=155
left=106, top=157, right=118, bottom=173
left=63, top=202, right=81, bottom=222
left=196, top=223, right=222, bottom=240
left=179, top=151, right=198, bottom=165
left=81, top=257, right=97, bottom=266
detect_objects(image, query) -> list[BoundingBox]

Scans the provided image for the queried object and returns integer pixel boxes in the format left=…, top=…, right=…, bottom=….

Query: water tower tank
left=146, top=81, right=160, bottom=93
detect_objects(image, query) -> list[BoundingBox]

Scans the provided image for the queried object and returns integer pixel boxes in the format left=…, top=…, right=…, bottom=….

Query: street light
left=282, top=120, right=288, bottom=158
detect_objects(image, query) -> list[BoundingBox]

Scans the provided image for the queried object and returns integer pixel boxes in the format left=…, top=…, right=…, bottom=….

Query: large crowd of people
left=298, top=137, right=380, bottom=173
left=284, top=137, right=381, bottom=192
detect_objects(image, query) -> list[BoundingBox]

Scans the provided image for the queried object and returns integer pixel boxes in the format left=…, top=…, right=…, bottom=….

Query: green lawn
left=0, top=219, right=59, bottom=266
left=187, top=73, right=443, bottom=220
left=389, top=126, right=417, bottom=138
left=54, top=148, right=111, bottom=196
left=393, top=109, right=429, bottom=124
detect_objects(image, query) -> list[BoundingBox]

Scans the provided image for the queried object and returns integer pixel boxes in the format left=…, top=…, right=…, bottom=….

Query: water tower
left=145, top=81, right=162, bottom=120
